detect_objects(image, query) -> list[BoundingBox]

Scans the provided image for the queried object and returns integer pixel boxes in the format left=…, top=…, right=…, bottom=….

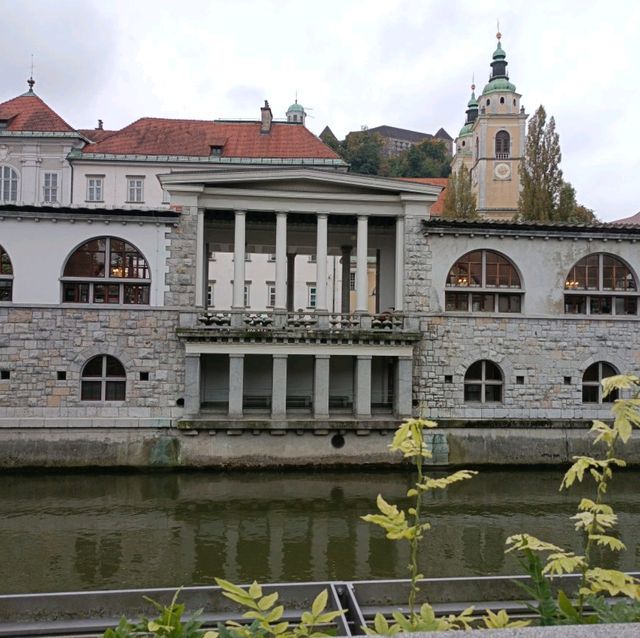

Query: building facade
left=1, top=82, right=640, bottom=467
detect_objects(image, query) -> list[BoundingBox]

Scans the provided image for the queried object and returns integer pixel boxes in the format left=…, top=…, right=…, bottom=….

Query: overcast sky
left=3, top=0, right=639, bottom=220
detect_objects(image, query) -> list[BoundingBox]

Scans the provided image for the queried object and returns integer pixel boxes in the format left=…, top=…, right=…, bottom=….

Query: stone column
left=275, top=212, right=287, bottom=309
left=316, top=214, right=328, bottom=310
left=356, top=215, right=369, bottom=312
left=355, top=355, right=372, bottom=417
left=232, top=210, right=246, bottom=309
left=313, top=354, right=330, bottom=418
left=271, top=354, right=287, bottom=418
left=395, top=356, right=413, bottom=417
left=287, top=253, right=296, bottom=311
left=184, top=353, right=201, bottom=415
left=394, top=217, right=405, bottom=312
left=195, top=208, right=206, bottom=307
left=228, top=353, right=244, bottom=417
left=340, top=245, right=352, bottom=314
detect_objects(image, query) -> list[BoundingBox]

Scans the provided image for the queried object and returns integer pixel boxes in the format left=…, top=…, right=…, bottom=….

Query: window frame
left=464, top=360, right=504, bottom=403
left=126, top=176, right=145, bottom=204
left=61, top=236, right=151, bottom=305
left=42, top=171, right=60, bottom=204
left=0, top=165, right=18, bottom=203
left=445, top=250, right=523, bottom=314
left=495, top=130, right=510, bottom=159
left=582, top=361, right=619, bottom=404
left=266, top=282, right=276, bottom=308
left=564, top=253, right=638, bottom=316
left=0, top=244, right=13, bottom=302
left=86, top=175, right=104, bottom=203
left=307, top=283, right=317, bottom=309
left=80, top=354, right=126, bottom=402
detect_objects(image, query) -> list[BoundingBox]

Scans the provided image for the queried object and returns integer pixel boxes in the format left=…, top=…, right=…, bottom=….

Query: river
left=1, top=468, right=638, bottom=594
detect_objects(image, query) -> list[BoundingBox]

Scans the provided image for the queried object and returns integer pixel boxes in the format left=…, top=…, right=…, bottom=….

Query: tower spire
left=27, top=54, right=35, bottom=93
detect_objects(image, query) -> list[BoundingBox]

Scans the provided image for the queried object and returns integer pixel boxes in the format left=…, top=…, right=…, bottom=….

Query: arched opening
left=0, top=244, right=13, bottom=301
left=495, top=131, right=510, bottom=159
left=582, top=362, right=618, bottom=403
left=81, top=355, right=126, bottom=401
left=464, top=360, right=503, bottom=403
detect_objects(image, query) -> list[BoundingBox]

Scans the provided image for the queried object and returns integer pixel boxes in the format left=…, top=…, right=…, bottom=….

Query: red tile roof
left=398, top=177, right=448, bottom=215
left=81, top=118, right=341, bottom=159
left=611, top=211, right=640, bottom=225
left=77, top=128, right=119, bottom=143
left=0, top=92, right=76, bottom=133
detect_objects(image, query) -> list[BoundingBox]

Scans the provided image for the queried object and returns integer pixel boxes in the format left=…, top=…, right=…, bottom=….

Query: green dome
left=458, top=123, right=473, bottom=136
left=467, top=92, right=478, bottom=108
left=287, top=102, right=304, bottom=112
left=482, top=77, right=516, bottom=94
left=492, top=41, right=506, bottom=59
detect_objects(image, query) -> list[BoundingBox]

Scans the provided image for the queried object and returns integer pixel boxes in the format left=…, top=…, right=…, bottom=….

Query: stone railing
left=197, top=309, right=415, bottom=332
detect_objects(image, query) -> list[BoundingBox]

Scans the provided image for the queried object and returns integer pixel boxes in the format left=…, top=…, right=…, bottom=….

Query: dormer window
left=0, top=120, right=8, bottom=130
left=210, top=145, right=223, bottom=156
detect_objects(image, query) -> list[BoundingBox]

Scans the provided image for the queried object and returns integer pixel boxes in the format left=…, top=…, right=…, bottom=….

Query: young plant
left=211, top=578, right=344, bottom=638
left=361, top=418, right=527, bottom=632
left=506, top=374, right=640, bottom=624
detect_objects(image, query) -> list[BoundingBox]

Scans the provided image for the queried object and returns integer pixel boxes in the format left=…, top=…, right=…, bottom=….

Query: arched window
left=81, top=355, right=126, bottom=401
left=0, top=244, right=13, bottom=301
left=582, top=362, right=618, bottom=404
left=62, top=237, right=150, bottom=304
left=495, top=131, right=510, bottom=159
left=445, top=250, right=522, bottom=313
left=464, top=360, right=503, bottom=403
left=0, top=166, right=18, bottom=202
left=564, top=253, right=637, bottom=316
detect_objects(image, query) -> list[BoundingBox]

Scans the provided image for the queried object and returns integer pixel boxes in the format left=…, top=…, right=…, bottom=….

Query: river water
left=1, top=468, right=638, bottom=594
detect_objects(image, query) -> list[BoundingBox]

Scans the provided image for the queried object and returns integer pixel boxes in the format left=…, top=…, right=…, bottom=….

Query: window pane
left=485, top=384, right=502, bottom=402
left=590, top=296, right=612, bottom=314
left=105, top=381, right=126, bottom=401
left=106, top=284, right=120, bottom=304
left=0, top=280, right=12, bottom=301
left=464, top=383, right=482, bottom=402
left=583, top=363, right=599, bottom=382
left=466, top=361, right=483, bottom=380
left=582, top=385, right=599, bottom=403
left=62, top=282, right=90, bottom=303
left=614, top=296, right=637, bottom=315
left=601, top=363, right=617, bottom=378
left=81, top=381, right=102, bottom=401
left=485, top=362, right=502, bottom=381
left=93, top=284, right=106, bottom=303
left=564, top=295, right=586, bottom=314
left=471, top=293, right=494, bottom=312
left=64, top=240, right=106, bottom=277
left=124, top=284, right=150, bottom=304
left=105, top=356, right=126, bottom=377
left=83, top=356, right=103, bottom=377
left=498, top=294, right=521, bottom=313
left=0, top=246, right=12, bottom=274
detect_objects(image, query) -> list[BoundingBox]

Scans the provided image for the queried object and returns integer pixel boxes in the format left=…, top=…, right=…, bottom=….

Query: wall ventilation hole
left=331, top=434, right=345, bottom=449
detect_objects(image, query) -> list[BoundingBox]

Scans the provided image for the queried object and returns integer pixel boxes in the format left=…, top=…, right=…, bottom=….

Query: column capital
left=315, top=354, right=331, bottom=360
left=356, top=354, right=373, bottom=361
left=229, top=353, right=245, bottom=360
left=317, top=213, right=328, bottom=220
left=276, top=211, right=288, bottom=218
left=272, top=353, right=288, bottom=360
left=234, top=209, right=246, bottom=217
left=357, top=214, right=368, bottom=222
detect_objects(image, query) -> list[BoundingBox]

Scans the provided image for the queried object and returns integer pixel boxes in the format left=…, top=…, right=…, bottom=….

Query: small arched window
left=486, top=99, right=490, bottom=106
left=564, top=253, right=637, bottom=316
left=0, top=166, right=18, bottom=202
left=464, top=360, right=503, bottom=403
left=582, top=362, right=618, bottom=404
left=62, top=237, right=150, bottom=304
left=500, top=97, right=505, bottom=104
left=81, top=355, right=126, bottom=401
left=445, top=250, right=522, bottom=313
left=475, top=137, right=479, bottom=160
left=495, top=131, right=510, bottom=159
left=0, top=244, right=13, bottom=301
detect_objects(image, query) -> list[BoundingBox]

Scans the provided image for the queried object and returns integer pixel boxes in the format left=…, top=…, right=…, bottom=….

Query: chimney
left=260, top=100, right=273, bottom=134
left=97, top=119, right=104, bottom=130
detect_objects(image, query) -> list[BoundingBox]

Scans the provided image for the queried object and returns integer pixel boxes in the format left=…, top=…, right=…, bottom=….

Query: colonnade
left=228, top=210, right=406, bottom=313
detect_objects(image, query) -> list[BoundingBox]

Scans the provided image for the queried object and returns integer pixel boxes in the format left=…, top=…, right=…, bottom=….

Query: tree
left=442, top=164, right=477, bottom=219
left=519, top=106, right=597, bottom=223
left=518, top=105, right=563, bottom=221
left=340, top=127, right=384, bottom=175
left=387, top=139, right=452, bottom=178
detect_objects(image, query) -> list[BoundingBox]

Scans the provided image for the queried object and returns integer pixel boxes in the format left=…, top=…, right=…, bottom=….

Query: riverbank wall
left=1, top=425, right=638, bottom=469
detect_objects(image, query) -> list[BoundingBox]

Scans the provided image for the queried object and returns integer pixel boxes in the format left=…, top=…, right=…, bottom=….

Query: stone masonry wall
left=0, top=307, right=184, bottom=422
left=403, top=213, right=433, bottom=313
left=164, top=205, right=198, bottom=307
left=415, top=315, right=640, bottom=421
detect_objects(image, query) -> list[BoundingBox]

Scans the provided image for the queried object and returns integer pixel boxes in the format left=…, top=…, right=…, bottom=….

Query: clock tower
left=452, top=32, right=528, bottom=219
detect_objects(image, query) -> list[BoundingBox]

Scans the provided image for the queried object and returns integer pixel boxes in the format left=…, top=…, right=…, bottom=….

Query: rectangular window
left=307, top=285, right=317, bottom=308
left=564, top=295, right=586, bottom=314
left=445, top=292, right=469, bottom=311
left=267, top=283, right=276, bottom=307
left=497, top=293, right=522, bottom=313
left=127, top=176, right=144, bottom=203
left=207, top=281, right=215, bottom=307
left=614, top=296, right=637, bottom=315
left=590, top=296, right=612, bottom=315
left=349, top=271, right=356, bottom=291
left=43, top=172, right=58, bottom=203
left=471, top=293, right=495, bottom=312
left=244, top=284, right=250, bottom=307
left=86, top=176, right=104, bottom=202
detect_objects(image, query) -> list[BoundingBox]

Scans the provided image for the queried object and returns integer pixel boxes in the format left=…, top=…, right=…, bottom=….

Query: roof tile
left=0, top=92, right=76, bottom=133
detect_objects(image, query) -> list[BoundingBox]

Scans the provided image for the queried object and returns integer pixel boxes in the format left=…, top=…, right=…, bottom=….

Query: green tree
left=519, top=106, right=597, bottom=222
left=341, top=127, right=383, bottom=175
left=442, top=164, right=477, bottom=219
left=386, top=139, right=451, bottom=178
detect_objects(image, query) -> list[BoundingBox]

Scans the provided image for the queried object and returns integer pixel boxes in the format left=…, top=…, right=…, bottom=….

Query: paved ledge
left=406, top=624, right=640, bottom=637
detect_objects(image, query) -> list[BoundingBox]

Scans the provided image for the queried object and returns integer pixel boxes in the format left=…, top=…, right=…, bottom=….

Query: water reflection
left=0, top=469, right=638, bottom=594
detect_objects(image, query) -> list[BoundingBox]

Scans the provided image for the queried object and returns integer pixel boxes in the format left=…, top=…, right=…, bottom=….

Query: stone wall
left=164, top=205, right=198, bottom=307
left=0, top=307, right=184, bottom=423
left=415, top=315, right=640, bottom=421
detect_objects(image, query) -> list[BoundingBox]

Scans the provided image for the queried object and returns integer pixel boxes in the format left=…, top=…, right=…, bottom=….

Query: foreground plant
left=361, top=417, right=528, bottom=632
left=210, top=578, right=344, bottom=638
left=506, top=374, right=640, bottom=624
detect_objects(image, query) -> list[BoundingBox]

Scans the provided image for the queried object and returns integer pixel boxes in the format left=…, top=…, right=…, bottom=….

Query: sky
left=2, top=0, right=639, bottom=221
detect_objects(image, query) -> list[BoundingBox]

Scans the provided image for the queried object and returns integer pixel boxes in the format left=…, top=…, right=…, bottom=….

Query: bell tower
left=452, top=32, right=528, bottom=219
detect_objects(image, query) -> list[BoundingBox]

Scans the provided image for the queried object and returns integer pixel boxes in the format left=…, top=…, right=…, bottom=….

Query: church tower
left=452, top=32, right=528, bottom=219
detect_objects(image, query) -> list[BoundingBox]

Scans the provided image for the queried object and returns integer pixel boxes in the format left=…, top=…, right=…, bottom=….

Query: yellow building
left=452, top=34, right=528, bottom=219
